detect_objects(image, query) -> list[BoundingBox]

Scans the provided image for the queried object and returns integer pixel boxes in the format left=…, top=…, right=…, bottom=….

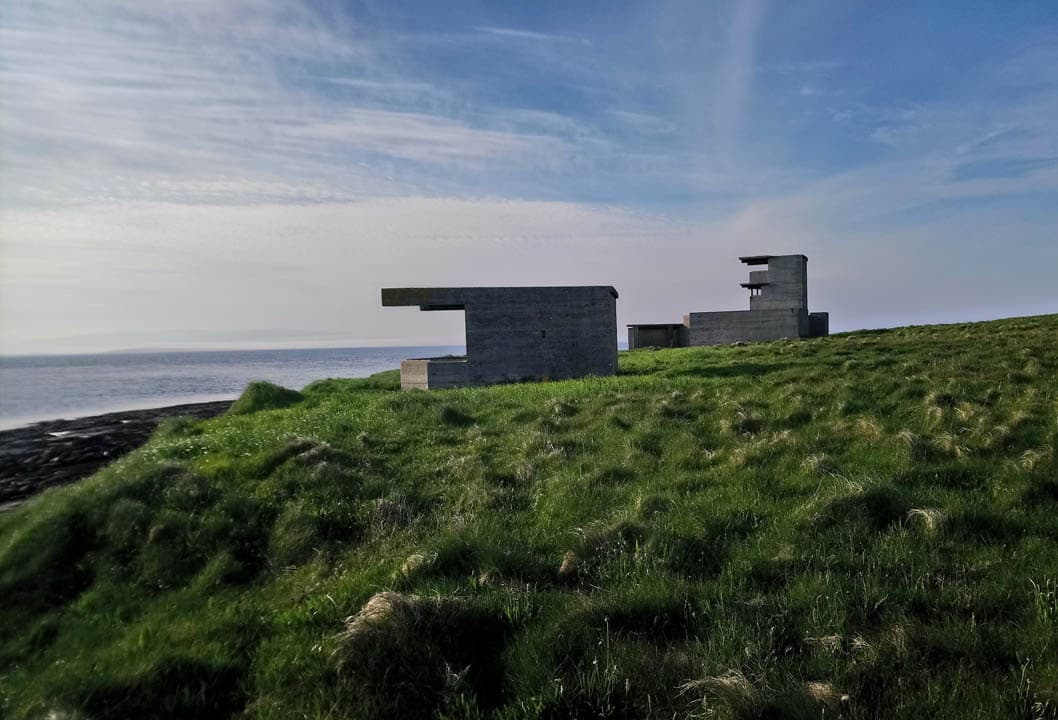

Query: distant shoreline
left=0, top=400, right=232, bottom=510
left=0, top=345, right=462, bottom=432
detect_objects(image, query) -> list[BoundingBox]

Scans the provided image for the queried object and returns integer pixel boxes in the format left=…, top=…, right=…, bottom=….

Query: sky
left=2, top=0, right=1057, bottom=354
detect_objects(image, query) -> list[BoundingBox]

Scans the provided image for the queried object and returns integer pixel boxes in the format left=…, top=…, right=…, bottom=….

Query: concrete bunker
left=627, top=254, right=829, bottom=348
left=381, top=286, right=619, bottom=389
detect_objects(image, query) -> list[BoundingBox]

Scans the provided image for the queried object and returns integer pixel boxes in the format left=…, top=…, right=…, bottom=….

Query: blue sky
left=2, top=0, right=1056, bottom=353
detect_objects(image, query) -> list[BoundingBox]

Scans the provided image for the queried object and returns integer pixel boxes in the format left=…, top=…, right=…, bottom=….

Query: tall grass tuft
left=227, top=381, right=303, bottom=415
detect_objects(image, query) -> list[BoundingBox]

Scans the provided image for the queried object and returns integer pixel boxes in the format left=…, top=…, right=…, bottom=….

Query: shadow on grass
left=815, top=486, right=912, bottom=532
left=669, top=362, right=792, bottom=379
left=617, top=361, right=791, bottom=379
left=657, top=511, right=766, bottom=579
left=79, top=657, right=247, bottom=720
left=1022, top=480, right=1058, bottom=506
left=334, top=595, right=510, bottom=719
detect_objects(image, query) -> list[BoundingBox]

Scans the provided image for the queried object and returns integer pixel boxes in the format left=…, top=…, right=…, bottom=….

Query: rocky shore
left=0, top=401, right=232, bottom=510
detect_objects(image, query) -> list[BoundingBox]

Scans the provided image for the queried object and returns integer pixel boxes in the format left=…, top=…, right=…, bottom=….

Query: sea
left=0, top=346, right=464, bottom=430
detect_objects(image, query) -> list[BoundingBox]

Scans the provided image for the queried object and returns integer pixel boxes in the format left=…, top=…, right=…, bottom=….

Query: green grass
left=2, top=314, right=1058, bottom=719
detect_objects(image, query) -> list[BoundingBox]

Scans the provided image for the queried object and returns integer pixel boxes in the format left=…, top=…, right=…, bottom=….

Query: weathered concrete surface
left=687, top=308, right=809, bottom=345
left=399, top=357, right=469, bottom=390
left=691, top=254, right=824, bottom=344
left=809, top=312, right=830, bottom=338
left=745, top=254, right=808, bottom=311
left=627, top=323, right=688, bottom=349
left=383, top=286, right=618, bottom=388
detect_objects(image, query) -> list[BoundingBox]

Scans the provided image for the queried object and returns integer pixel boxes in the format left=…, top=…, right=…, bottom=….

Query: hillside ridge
left=1, top=313, right=1056, bottom=719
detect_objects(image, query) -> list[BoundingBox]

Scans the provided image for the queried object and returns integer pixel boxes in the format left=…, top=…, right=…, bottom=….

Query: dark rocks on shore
left=0, top=401, right=232, bottom=509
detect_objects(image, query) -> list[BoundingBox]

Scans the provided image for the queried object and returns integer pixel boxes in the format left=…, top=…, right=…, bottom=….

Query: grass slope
left=1, top=315, right=1057, bottom=719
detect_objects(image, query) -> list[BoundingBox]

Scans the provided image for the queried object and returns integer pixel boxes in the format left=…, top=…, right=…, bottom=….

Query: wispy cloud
left=288, top=109, right=572, bottom=166
left=710, top=0, right=768, bottom=157
left=0, top=1, right=592, bottom=208
left=2, top=1, right=1057, bottom=353
left=608, top=110, right=677, bottom=136
left=475, top=26, right=588, bottom=45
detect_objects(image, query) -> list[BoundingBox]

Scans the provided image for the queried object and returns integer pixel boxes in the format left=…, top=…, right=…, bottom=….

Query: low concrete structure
left=627, top=323, right=688, bottom=350
left=382, top=286, right=618, bottom=389
left=397, top=356, right=469, bottom=391
left=809, top=312, right=830, bottom=338
left=627, top=254, right=828, bottom=348
left=686, top=308, right=808, bottom=345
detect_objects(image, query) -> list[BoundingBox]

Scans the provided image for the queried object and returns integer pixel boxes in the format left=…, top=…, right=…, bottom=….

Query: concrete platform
left=399, top=357, right=469, bottom=390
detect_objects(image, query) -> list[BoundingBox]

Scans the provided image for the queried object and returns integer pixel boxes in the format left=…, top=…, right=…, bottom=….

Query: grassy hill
left=1, top=314, right=1057, bottom=719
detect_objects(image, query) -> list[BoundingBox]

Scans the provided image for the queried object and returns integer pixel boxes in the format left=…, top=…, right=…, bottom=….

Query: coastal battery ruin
left=627, top=254, right=829, bottom=348
left=381, top=286, right=619, bottom=389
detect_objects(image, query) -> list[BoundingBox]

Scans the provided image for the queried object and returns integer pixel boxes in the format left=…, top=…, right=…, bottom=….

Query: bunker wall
left=748, top=255, right=808, bottom=311
left=687, top=308, right=808, bottom=345
left=400, top=358, right=469, bottom=390
left=627, top=324, right=688, bottom=349
left=463, top=287, right=617, bottom=384
left=809, top=312, right=830, bottom=338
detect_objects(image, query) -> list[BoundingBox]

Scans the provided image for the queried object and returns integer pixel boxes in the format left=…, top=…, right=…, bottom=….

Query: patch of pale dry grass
left=513, top=459, right=536, bottom=483
left=1019, top=448, right=1052, bottom=472
left=907, top=508, right=947, bottom=535
left=400, top=553, right=434, bottom=579
left=337, top=592, right=421, bottom=646
left=804, top=634, right=843, bottom=654
left=933, top=432, right=968, bottom=459
left=801, top=453, right=837, bottom=476
left=681, top=669, right=759, bottom=715
left=955, top=402, right=979, bottom=422
left=803, top=681, right=849, bottom=708
left=854, top=416, right=883, bottom=440
left=557, top=550, right=579, bottom=581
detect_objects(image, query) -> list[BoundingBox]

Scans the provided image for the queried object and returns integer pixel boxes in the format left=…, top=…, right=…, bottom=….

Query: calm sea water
left=0, top=346, right=463, bottom=430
